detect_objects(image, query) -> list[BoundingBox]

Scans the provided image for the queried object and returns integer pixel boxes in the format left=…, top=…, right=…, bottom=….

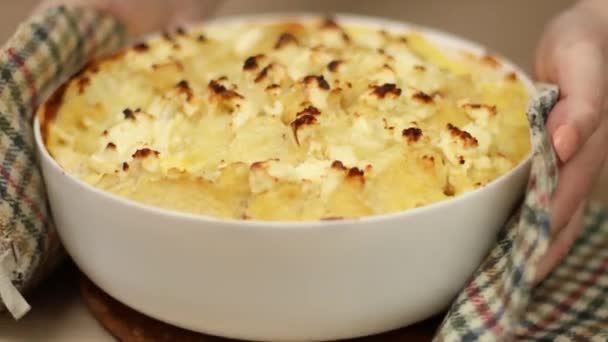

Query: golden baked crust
left=41, top=17, right=531, bottom=221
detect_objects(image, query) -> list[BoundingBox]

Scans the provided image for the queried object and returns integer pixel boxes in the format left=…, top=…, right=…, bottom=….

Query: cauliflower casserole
left=40, top=17, right=531, bottom=221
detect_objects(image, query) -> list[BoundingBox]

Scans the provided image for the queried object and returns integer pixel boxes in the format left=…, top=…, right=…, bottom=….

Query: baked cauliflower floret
left=42, top=17, right=531, bottom=221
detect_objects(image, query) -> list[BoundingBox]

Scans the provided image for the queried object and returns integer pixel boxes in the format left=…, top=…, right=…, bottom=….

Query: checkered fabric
left=516, top=202, right=608, bottom=342
left=0, top=5, right=126, bottom=319
left=2, top=6, right=608, bottom=342
left=433, top=84, right=560, bottom=341
left=434, top=84, right=608, bottom=341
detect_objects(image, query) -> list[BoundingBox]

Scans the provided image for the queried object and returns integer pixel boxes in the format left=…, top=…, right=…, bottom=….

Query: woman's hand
left=36, top=0, right=220, bottom=37
left=534, top=0, right=608, bottom=282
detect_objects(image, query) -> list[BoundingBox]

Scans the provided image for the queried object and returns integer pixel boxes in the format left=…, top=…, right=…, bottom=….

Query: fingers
left=535, top=199, right=587, bottom=283
left=550, top=121, right=608, bottom=233
left=545, top=40, right=606, bottom=163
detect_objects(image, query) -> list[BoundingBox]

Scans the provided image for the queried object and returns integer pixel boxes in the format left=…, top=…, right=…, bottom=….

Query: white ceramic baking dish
left=34, top=13, right=535, bottom=342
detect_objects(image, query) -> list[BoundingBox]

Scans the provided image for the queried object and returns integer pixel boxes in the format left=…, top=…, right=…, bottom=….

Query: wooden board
left=80, top=276, right=442, bottom=342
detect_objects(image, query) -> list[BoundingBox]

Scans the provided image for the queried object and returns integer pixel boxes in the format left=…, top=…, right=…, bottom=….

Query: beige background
left=2, top=0, right=573, bottom=72
left=0, top=0, right=607, bottom=341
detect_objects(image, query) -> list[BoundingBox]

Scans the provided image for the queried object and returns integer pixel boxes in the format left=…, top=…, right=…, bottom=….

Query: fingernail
left=552, top=125, right=579, bottom=163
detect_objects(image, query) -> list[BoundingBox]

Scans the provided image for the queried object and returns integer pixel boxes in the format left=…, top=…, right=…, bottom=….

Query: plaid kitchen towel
left=0, top=5, right=126, bottom=319
left=2, top=5, right=608, bottom=342
left=517, top=202, right=608, bottom=342
left=433, top=84, right=608, bottom=342
left=432, top=84, right=556, bottom=341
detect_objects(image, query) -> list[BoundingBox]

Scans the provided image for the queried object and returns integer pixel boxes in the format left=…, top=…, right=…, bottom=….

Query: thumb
left=541, top=41, right=606, bottom=163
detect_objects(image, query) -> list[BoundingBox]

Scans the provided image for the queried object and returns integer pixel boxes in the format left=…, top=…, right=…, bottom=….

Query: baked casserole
left=40, top=17, right=531, bottom=221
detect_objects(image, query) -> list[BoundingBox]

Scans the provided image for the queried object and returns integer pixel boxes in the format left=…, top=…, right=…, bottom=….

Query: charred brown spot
left=122, top=162, right=129, bottom=171
left=412, top=91, right=434, bottom=104
left=399, top=36, right=408, bottom=44
left=106, top=142, right=116, bottom=150
left=162, top=31, right=173, bottom=41
left=319, top=17, right=350, bottom=42
left=250, top=161, right=266, bottom=170
left=123, top=108, right=135, bottom=120
left=447, top=123, right=478, bottom=147
left=458, top=156, right=466, bottom=165
left=176, top=80, right=193, bottom=101
left=197, top=34, right=207, bottom=42
left=348, top=167, right=364, bottom=178
left=341, top=32, right=352, bottom=43
left=346, top=82, right=353, bottom=88
left=304, top=75, right=331, bottom=90
left=481, top=54, right=500, bottom=68
left=443, top=183, right=456, bottom=196
left=290, top=115, right=318, bottom=145
left=77, top=76, right=90, bottom=94
left=255, top=64, right=273, bottom=83
left=414, top=65, right=426, bottom=72
left=382, top=63, right=394, bottom=71
left=151, top=60, right=184, bottom=71
left=382, top=118, right=395, bottom=130
left=243, top=55, right=264, bottom=70
left=291, top=115, right=317, bottom=130
left=421, top=155, right=435, bottom=167
left=462, top=103, right=497, bottom=115
left=133, top=42, right=149, bottom=52
left=132, top=148, right=160, bottom=159
left=175, top=26, right=187, bottom=36
left=274, top=33, right=299, bottom=49
left=347, top=167, right=365, bottom=184
left=249, top=159, right=279, bottom=170
left=505, top=72, right=518, bottom=81
left=321, top=17, right=340, bottom=29
left=331, top=160, right=347, bottom=171
left=208, top=80, right=244, bottom=100
left=327, top=60, right=343, bottom=72
left=402, top=127, right=423, bottom=143
left=372, top=83, right=402, bottom=98
left=321, top=216, right=344, bottom=221
left=265, top=83, right=280, bottom=91
left=102, top=130, right=108, bottom=136
left=89, top=65, right=100, bottom=75
left=297, top=105, right=321, bottom=117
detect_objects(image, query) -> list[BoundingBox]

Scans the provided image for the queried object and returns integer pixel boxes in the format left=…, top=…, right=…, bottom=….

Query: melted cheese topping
left=41, top=18, right=531, bottom=221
